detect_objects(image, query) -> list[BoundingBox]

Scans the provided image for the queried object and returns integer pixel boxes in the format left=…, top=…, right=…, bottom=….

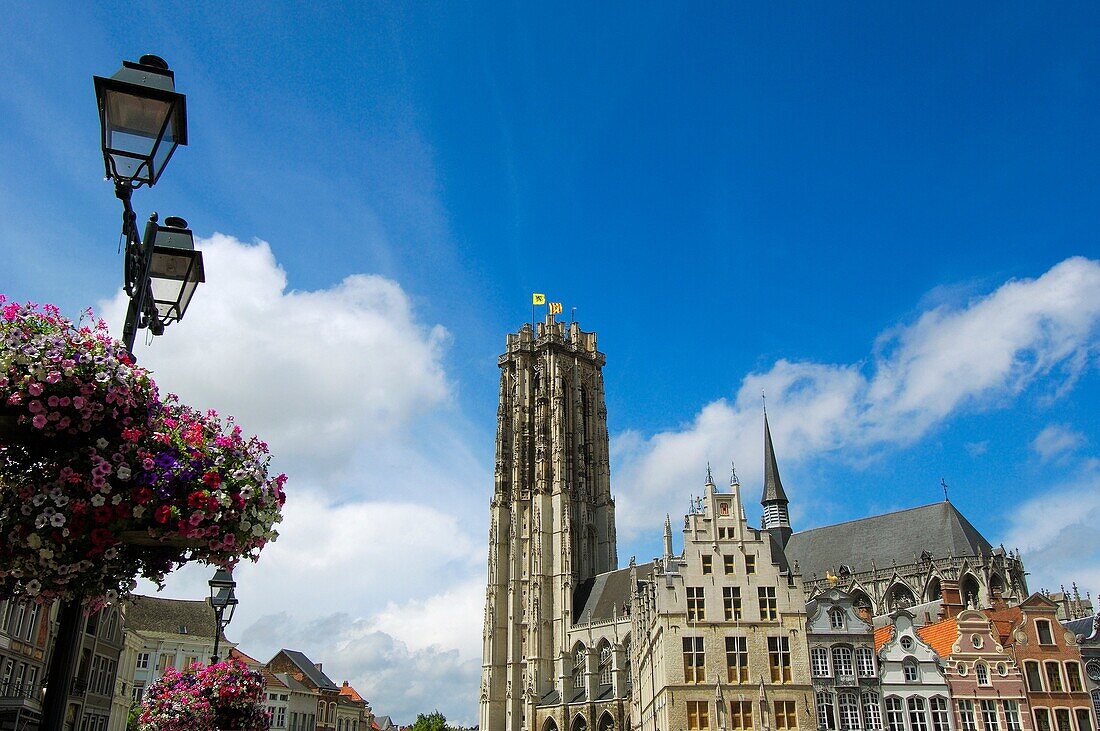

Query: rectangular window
left=1025, top=661, right=1044, bottom=692
left=908, top=697, right=928, bottom=731
left=833, top=647, right=854, bottom=677
left=930, top=697, right=950, bottom=731
left=724, top=587, right=742, bottom=621
left=759, top=586, right=778, bottom=620
left=687, top=587, right=706, bottom=622
left=724, top=555, right=736, bottom=574
left=726, top=636, right=749, bottom=683
left=863, top=694, right=883, bottom=731
left=1075, top=709, right=1093, bottom=731
left=746, top=555, right=757, bottom=574
left=1065, top=661, right=1083, bottom=692
left=856, top=648, right=876, bottom=677
left=1053, top=710, right=1071, bottom=731
left=731, top=701, right=754, bottom=731
left=132, top=683, right=144, bottom=701
left=980, top=700, right=999, bottom=731
left=775, top=701, right=798, bottom=731
left=818, top=692, right=837, bottom=731
left=275, top=707, right=287, bottom=728
left=768, top=636, right=792, bottom=683
left=1033, top=708, right=1051, bottom=731
left=1036, top=620, right=1054, bottom=646
left=156, top=654, right=175, bottom=673
left=959, top=700, right=978, bottom=731
left=683, top=637, right=705, bottom=683
left=839, top=693, right=861, bottom=730
left=811, top=647, right=831, bottom=677
left=136, top=652, right=149, bottom=670
left=687, top=700, right=711, bottom=730
left=1002, top=701, right=1021, bottom=731
left=702, top=555, right=713, bottom=575
left=885, top=698, right=905, bottom=731
left=1044, top=662, right=1063, bottom=692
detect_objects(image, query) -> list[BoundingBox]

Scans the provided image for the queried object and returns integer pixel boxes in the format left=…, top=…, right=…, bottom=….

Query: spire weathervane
left=941, top=477, right=950, bottom=502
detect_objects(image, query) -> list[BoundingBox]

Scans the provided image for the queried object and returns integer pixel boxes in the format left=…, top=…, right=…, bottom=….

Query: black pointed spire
left=762, top=410, right=789, bottom=505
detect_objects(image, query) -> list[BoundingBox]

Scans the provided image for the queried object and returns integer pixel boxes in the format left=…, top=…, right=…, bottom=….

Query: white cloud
left=1031, top=424, right=1087, bottom=462
left=100, top=234, right=451, bottom=484
left=615, top=257, right=1100, bottom=536
left=1002, top=465, right=1100, bottom=601
left=113, top=235, right=490, bottom=722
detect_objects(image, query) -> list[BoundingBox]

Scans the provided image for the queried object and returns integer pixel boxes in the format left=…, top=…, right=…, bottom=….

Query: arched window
left=812, top=647, right=831, bottom=677
left=975, top=662, right=989, bottom=686
left=599, top=643, right=613, bottom=686
left=817, top=691, right=837, bottom=730
left=572, top=714, right=589, bottom=731
left=907, top=697, right=928, bottom=731
left=856, top=647, right=875, bottom=677
left=830, top=608, right=846, bottom=629
left=623, top=638, right=632, bottom=689
left=929, top=698, right=950, bottom=731
left=573, top=645, right=586, bottom=690
left=926, top=577, right=943, bottom=602
left=598, top=711, right=615, bottom=731
left=884, top=697, right=905, bottom=731
left=839, top=692, right=861, bottom=730
left=544, top=720, right=559, bottom=731
left=833, top=646, right=854, bottom=677
left=862, top=693, right=882, bottom=731
left=903, top=659, right=919, bottom=682
left=961, top=575, right=980, bottom=608
left=989, top=573, right=1005, bottom=598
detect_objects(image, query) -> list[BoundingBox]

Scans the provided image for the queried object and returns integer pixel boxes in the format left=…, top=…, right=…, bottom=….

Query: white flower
left=39, top=549, right=53, bottom=560
left=90, top=495, right=106, bottom=507
left=96, top=438, right=109, bottom=449
left=24, top=579, right=41, bottom=596
left=111, top=494, right=123, bottom=505
left=27, top=533, right=41, bottom=549
left=49, top=514, right=65, bottom=527
left=132, top=506, right=144, bottom=518
left=116, top=465, right=131, bottom=481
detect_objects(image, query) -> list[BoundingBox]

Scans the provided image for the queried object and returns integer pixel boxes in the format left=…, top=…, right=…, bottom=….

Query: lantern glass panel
left=103, top=88, right=176, bottom=182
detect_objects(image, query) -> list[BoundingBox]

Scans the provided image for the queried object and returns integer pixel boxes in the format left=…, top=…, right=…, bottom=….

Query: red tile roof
left=229, top=646, right=263, bottom=668
left=917, top=618, right=957, bottom=657
left=874, top=625, right=894, bottom=651
left=339, top=680, right=365, bottom=702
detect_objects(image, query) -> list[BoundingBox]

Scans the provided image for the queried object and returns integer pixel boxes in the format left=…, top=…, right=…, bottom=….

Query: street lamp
left=93, top=55, right=204, bottom=353
left=40, top=54, right=201, bottom=731
left=208, top=568, right=238, bottom=663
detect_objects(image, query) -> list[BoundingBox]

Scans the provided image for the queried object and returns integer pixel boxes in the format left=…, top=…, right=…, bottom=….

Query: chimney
left=940, top=580, right=964, bottom=619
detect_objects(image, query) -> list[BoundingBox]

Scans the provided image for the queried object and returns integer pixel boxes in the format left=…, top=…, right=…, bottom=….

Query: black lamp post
left=208, top=568, right=238, bottom=663
left=94, top=54, right=204, bottom=353
left=39, top=54, right=201, bottom=731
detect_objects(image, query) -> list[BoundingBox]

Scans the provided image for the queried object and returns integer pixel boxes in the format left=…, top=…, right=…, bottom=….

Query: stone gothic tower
left=480, top=317, right=617, bottom=731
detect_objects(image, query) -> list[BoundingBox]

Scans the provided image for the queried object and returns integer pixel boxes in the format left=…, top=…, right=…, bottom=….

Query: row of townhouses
left=0, top=594, right=403, bottom=731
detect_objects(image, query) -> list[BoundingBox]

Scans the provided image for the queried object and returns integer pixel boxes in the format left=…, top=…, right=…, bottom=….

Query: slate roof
left=761, top=411, right=789, bottom=504
left=572, top=562, right=652, bottom=624
left=125, top=595, right=222, bottom=639
left=277, top=649, right=339, bottom=691
left=784, top=501, right=993, bottom=581
left=1064, top=616, right=1100, bottom=645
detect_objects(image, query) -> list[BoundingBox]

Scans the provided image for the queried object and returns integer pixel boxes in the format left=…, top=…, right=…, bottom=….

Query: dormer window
left=1036, top=620, right=1054, bottom=646
left=830, top=609, right=845, bottom=629
left=903, top=660, right=919, bottom=682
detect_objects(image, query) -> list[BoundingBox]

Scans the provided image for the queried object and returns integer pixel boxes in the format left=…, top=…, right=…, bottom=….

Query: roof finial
left=941, top=477, right=950, bottom=502
left=762, top=390, right=767, bottom=414
left=706, top=462, right=714, bottom=486
left=730, top=461, right=740, bottom=487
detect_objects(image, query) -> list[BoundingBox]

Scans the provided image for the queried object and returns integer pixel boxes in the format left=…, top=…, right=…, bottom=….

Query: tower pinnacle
left=760, top=409, right=793, bottom=547
left=663, top=514, right=673, bottom=558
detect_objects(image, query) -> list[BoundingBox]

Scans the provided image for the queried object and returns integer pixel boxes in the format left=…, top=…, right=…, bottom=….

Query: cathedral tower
left=480, top=317, right=617, bottom=731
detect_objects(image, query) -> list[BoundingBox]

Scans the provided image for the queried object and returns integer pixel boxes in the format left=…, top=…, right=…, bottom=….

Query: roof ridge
left=792, top=501, right=950, bottom=535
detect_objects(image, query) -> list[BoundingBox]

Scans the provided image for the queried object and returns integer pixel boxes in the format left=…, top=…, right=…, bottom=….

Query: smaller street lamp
left=208, top=568, right=238, bottom=664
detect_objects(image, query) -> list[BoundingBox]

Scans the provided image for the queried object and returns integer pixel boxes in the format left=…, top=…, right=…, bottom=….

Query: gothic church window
left=599, top=644, right=613, bottom=686
left=573, top=646, right=586, bottom=690
left=888, top=585, right=915, bottom=612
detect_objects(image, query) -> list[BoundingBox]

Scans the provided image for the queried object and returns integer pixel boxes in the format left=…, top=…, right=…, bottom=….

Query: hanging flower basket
left=0, top=297, right=286, bottom=603
left=138, top=657, right=271, bottom=731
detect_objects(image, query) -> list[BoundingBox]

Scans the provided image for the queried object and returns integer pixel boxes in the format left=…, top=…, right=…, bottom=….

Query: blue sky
left=2, top=2, right=1100, bottom=724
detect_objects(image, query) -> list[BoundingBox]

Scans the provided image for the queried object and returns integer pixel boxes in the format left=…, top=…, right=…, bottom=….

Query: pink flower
left=27, top=382, right=43, bottom=396
left=32, top=414, right=47, bottom=429
left=45, top=371, right=61, bottom=384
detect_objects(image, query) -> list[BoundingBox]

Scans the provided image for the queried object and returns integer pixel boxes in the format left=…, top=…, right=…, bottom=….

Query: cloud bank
left=614, top=257, right=1100, bottom=535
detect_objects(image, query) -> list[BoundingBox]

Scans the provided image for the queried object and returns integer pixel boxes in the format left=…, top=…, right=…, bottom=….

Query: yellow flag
left=548, top=302, right=563, bottom=315
left=532, top=293, right=546, bottom=305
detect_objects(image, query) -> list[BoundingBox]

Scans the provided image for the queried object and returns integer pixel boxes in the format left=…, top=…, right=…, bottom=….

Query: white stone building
left=876, top=610, right=954, bottom=731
